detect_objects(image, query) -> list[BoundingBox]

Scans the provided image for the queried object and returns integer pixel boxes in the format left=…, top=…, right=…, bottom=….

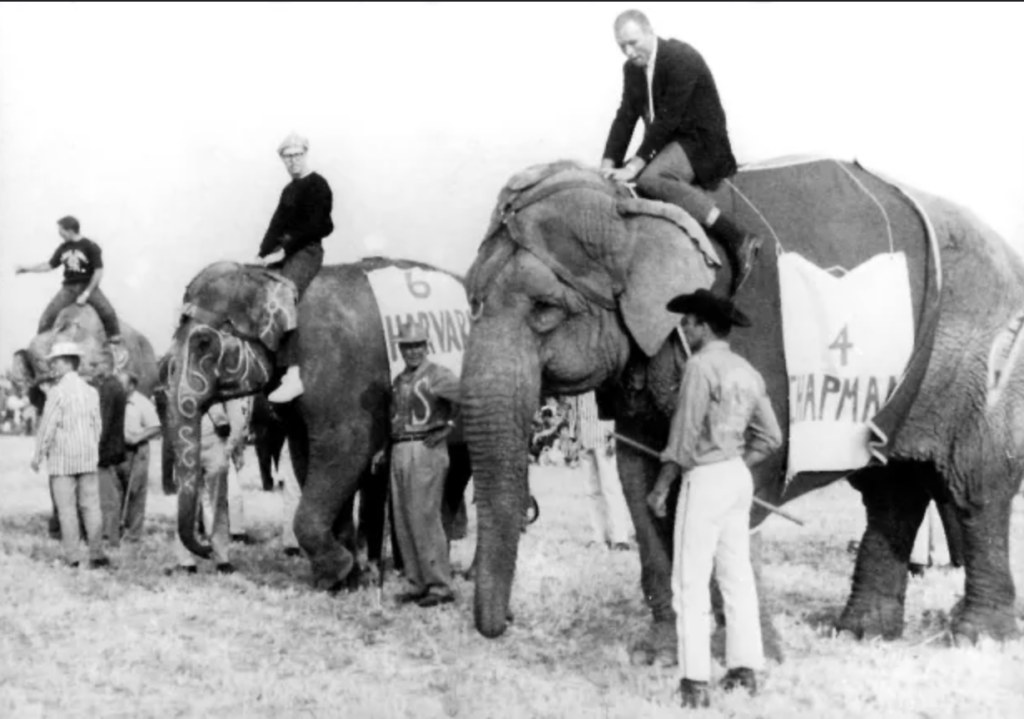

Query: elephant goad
left=462, top=157, right=1024, bottom=650
left=164, top=258, right=473, bottom=590
left=12, top=303, right=159, bottom=408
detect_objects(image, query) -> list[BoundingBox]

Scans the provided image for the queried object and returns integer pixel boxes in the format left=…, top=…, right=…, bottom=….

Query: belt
left=392, top=434, right=430, bottom=444
left=126, top=441, right=149, bottom=452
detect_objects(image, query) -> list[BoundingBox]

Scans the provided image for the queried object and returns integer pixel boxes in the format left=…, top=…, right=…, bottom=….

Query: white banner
left=779, top=251, right=914, bottom=477
left=364, top=265, right=471, bottom=381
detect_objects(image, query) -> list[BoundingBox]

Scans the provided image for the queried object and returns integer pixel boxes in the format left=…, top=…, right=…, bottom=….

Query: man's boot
left=720, top=667, right=758, bottom=695
left=268, top=366, right=304, bottom=403
left=706, top=213, right=761, bottom=296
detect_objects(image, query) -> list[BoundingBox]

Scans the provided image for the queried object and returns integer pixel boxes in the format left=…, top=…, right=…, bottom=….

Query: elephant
left=461, top=157, right=1024, bottom=653
left=11, top=303, right=159, bottom=407
left=163, top=257, right=474, bottom=589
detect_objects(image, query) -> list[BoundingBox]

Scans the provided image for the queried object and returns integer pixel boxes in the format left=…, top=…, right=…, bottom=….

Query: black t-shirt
left=259, top=172, right=334, bottom=257
left=48, top=238, right=104, bottom=285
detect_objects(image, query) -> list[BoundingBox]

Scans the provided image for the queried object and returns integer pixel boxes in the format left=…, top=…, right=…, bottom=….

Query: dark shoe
left=611, top=542, right=631, bottom=552
left=417, top=592, right=456, bottom=608
left=909, top=562, right=927, bottom=577
left=89, top=557, right=112, bottom=569
left=67, top=561, right=80, bottom=569
left=679, top=679, right=711, bottom=709
left=395, top=589, right=429, bottom=605
left=231, top=533, right=254, bottom=545
left=720, top=667, right=758, bottom=695
left=164, top=566, right=198, bottom=576
left=283, top=547, right=302, bottom=558
left=216, top=563, right=236, bottom=575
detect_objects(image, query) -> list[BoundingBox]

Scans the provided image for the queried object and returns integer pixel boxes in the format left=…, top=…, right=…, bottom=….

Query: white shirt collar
left=647, top=37, right=658, bottom=83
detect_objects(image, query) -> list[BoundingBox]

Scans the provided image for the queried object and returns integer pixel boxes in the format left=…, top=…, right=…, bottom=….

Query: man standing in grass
left=119, top=372, right=161, bottom=543
left=30, top=341, right=109, bottom=569
left=647, top=290, right=782, bottom=709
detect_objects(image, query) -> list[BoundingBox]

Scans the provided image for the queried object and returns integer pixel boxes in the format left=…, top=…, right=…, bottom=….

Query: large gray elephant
left=461, top=158, right=1024, bottom=654
left=163, top=257, right=473, bottom=589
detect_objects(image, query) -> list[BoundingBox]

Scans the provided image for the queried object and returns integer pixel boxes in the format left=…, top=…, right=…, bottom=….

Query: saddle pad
left=363, top=265, right=471, bottom=381
left=779, top=251, right=914, bottom=477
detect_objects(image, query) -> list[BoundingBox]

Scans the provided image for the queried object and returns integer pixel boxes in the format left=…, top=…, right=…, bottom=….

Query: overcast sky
left=2, top=1, right=1022, bottom=363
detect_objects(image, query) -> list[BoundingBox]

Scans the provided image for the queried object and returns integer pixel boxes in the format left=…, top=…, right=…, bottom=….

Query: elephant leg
left=951, top=485, right=1020, bottom=643
left=357, top=468, right=387, bottom=580
left=294, top=452, right=359, bottom=593
left=442, top=444, right=473, bottom=542
left=615, top=434, right=677, bottom=667
left=837, top=464, right=931, bottom=640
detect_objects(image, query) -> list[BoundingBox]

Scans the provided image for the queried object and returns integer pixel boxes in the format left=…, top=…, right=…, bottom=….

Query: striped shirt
left=569, top=392, right=614, bottom=451
left=33, top=371, right=101, bottom=476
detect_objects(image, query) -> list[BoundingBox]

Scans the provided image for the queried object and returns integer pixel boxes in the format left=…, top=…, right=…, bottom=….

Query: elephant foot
left=312, top=549, right=356, bottom=593
left=629, top=620, right=678, bottom=667
left=836, top=592, right=905, bottom=640
left=951, top=601, right=1020, bottom=645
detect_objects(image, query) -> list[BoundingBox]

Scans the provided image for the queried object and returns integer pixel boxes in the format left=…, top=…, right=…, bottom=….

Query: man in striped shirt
left=30, top=341, right=109, bottom=569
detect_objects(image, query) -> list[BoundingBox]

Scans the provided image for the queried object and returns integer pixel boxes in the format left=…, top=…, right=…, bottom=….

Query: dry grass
left=1, top=435, right=1022, bottom=718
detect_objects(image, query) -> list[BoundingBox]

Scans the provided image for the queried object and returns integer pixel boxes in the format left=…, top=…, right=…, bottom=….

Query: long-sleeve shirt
left=33, top=371, right=101, bottom=476
left=660, top=340, right=782, bottom=471
left=259, top=172, right=334, bottom=258
left=124, top=390, right=161, bottom=447
left=96, top=374, right=127, bottom=468
left=390, top=361, right=461, bottom=438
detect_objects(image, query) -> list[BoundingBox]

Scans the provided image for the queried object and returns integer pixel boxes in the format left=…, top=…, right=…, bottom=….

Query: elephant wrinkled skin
left=462, top=159, right=1024, bottom=651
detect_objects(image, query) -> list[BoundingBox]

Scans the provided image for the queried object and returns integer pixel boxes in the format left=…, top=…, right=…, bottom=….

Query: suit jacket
left=603, top=38, right=737, bottom=189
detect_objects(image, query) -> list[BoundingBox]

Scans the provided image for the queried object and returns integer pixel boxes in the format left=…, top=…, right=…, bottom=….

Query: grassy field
left=1, top=435, right=1022, bottom=719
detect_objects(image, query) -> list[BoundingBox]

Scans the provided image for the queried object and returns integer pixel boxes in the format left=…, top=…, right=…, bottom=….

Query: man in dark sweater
left=16, top=216, right=127, bottom=364
left=600, top=9, right=760, bottom=296
left=258, top=132, right=334, bottom=403
left=93, top=349, right=129, bottom=547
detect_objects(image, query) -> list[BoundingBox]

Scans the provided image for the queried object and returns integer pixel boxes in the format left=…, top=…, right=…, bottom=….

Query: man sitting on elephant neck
left=646, top=289, right=782, bottom=709
left=599, top=9, right=760, bottom=296
left=16, top=216, right=128, bottom=367
left=372, top=322, right=462, bottom=609
left=257, top=132, right=335, bottom=403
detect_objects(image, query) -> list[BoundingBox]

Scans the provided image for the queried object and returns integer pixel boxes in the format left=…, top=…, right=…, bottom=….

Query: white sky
left=2, top=2, right=1023, bottom=362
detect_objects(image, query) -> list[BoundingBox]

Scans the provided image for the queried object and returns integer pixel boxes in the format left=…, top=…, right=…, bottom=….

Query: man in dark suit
left=600, top=9, right=760, bottom=296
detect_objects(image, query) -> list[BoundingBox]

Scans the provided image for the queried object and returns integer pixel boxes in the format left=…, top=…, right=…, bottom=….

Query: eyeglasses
left=281, top=152, right=306, bottom=161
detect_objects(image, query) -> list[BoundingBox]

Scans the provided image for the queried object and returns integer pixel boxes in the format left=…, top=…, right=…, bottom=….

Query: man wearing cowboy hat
left=31, top=341, right=110, bottom=569
left=373, top=321, right=462, bottom=608
left=646, top=289, right=782, bottom=708
left=258, top=132, right=335, bottom=404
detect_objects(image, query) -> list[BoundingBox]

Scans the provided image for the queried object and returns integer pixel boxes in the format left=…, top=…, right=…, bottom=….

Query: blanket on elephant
left=711, top=156, right=941, bottom=475
left=363, top=264, right=471, bottom=381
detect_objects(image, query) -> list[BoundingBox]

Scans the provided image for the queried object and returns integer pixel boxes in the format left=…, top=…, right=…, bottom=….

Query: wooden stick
left=610, top=432, right=806, bottom=527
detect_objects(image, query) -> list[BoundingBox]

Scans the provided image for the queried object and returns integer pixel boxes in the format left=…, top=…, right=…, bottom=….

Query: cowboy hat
left=396, top=322, right=429, bottom=345
left=46, top=341, right=86, bottom=360
left=666, top=288, right=752, bottom=328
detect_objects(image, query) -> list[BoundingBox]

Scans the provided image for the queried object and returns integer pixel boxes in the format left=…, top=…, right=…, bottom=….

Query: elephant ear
left=617, top=201, right=719, bottom=357
left=183, top=262, right=297, bottom=352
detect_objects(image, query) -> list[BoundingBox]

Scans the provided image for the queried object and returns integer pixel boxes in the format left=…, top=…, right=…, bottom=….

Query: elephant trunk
left=462, top=318, right=541, bottom=638
left=165, top=351, right=213, bottom=560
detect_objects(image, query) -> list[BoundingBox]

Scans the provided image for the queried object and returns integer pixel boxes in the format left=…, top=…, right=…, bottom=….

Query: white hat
left=46, top=341, right=85, bottom=360
left=277, top=132, right=310, bottom=156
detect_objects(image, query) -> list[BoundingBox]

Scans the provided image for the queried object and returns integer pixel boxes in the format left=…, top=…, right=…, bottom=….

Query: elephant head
left=165, top=261, right=284, bottom=558
left=462, top=161, right=721, bottom=637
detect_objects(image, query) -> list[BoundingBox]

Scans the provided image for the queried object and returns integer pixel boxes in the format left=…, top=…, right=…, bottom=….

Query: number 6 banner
left=364, top=264, right=472, bottom=382
left=778, top=251, right=915, bottom=478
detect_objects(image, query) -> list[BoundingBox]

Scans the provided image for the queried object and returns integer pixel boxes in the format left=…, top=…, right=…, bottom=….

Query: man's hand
left=371, top=448, right=387, bottom=474
left=423, top=426, right=452, bottom=448
left=30, top=458, right=40, bottom=473
left=598, top=158, right=617, bottom=179
left=647, top=462, right=681, bottom=519
left=15, top=266, right=27, bottom=274
left=75, top=291, right=90, bottom=305
left=606, top=157, right=646, bottom=184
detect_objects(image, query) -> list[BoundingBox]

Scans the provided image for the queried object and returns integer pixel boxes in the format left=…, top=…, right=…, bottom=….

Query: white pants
left=227, top=461, right=245, bottom=536
left=911, top=501, right=950, bottom=567
left=672, top=458, right=763, bottom=681
left=278, top=444, right=301, bottom=550
left=581, top=447, right=633, bottom=546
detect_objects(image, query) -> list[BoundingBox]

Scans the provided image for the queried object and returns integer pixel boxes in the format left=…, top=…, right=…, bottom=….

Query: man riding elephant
left=16, top=215, right=128, bottom=368
left=256, top=132, right=335, bottom=403
left=599, top=9, right=760, bottom=296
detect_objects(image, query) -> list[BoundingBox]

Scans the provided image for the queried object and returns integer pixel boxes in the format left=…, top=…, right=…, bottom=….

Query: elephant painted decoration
left=163, top=257, right=473, bottom=590
left=461, top=157, right=1024, bottom=654
left=11, top=303, right=159, bottom=410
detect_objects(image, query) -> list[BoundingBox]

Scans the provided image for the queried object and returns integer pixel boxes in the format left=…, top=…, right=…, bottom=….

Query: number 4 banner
left=778, top=251, right=915, bottom=478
